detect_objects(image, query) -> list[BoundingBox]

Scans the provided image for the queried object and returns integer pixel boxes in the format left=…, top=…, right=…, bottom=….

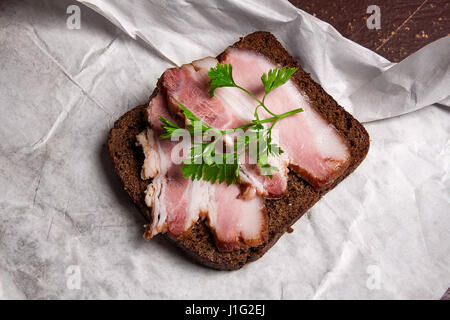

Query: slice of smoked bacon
left=163, top=51, right=350, bottom=192
left=221, top=48, right=351, bottom=190
left=137, top=91, right=268, bottom=251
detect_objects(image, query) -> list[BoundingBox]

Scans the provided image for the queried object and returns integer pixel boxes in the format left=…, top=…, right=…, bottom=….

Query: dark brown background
left=290, top=0, right=449, bottom=62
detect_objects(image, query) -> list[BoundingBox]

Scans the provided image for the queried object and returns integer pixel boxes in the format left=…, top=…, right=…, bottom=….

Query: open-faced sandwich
left=107, top=32, right=370, bottom=270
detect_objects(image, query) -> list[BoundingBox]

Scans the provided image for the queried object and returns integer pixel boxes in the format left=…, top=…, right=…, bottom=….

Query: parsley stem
left=269, top=107, right=303, bottom=121
left=234, top=84, right=261, bottom=104
left=235, top=107, right=303, bottom=130
left=234, top=85, right=278, bottom=118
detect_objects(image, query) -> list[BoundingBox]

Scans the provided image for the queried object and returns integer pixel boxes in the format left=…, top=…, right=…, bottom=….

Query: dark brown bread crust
left=107, top=32, right=370, bottom=270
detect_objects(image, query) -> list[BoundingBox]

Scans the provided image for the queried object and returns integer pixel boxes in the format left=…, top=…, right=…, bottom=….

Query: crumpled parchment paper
left=0, top=0, right=448, bottom=299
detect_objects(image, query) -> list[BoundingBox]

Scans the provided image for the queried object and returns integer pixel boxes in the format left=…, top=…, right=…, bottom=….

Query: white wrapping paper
left=0, top=0, right=448, bottom=299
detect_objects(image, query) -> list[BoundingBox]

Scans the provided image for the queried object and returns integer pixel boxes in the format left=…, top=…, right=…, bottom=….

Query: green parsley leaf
left=261, top=66, right=298, bottom=94
left=159, top=116, right=181, bottom=139
left=205, top=63, right=235, bottom=97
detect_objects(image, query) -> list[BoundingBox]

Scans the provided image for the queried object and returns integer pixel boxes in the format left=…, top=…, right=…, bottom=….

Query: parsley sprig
left=159, top=63, right=303, bottom=186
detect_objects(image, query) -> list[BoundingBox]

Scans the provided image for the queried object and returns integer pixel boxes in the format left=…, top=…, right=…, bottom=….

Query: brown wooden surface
left=442, top=287, right=450, bottom=299
left=290, top=0, right=449, bottom=62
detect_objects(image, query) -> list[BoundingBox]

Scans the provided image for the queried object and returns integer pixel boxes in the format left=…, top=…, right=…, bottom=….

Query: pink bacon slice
left=138, top=91, right=268, bottom=251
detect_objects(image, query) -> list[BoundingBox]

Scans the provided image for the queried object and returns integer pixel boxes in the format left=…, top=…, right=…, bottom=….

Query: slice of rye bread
left=107, top=31, right=370, bottom=270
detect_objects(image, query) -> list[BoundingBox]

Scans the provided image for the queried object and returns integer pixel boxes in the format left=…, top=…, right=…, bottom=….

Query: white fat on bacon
left=138, top=92, right=267, bottom=251
left=136, top=129, right=159, bottom=180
